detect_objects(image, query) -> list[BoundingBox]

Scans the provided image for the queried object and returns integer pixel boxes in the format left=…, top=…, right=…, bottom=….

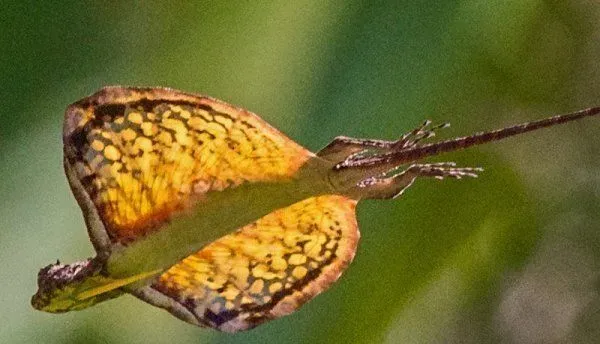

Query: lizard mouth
left=31, top=258, right=102, bottom=312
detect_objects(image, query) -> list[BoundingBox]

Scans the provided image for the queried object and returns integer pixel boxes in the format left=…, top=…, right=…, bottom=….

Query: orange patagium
left=31, top=86, right=600, bottom=332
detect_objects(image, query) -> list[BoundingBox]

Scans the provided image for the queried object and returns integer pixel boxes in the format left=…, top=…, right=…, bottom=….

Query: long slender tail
left=336, top=106, right=600, bottom=171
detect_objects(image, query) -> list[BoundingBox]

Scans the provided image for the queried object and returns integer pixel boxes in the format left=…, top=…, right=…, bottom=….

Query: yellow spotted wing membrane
left=62, top=86, right=362, bottom=331
left=63, top=87, right=311, bottom=246
left=133, top=195, right=359, bottom=332
left=38, top=86, right=600, bottom=331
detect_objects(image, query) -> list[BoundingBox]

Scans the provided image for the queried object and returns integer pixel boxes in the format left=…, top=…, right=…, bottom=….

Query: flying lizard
left=31, top=86, right=600, bottom=332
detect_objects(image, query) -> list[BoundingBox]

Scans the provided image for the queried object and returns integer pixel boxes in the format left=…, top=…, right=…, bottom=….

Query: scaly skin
left=31, top=86, right=600, bottom=332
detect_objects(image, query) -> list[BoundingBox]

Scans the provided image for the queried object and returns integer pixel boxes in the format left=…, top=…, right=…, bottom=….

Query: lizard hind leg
left=317, top=120, right=450, bottom=164
left=392, top=120, right=450, bottom=150
left=354, top=162, right=483, bottom=200
left=317, top=136, right=395, bottom=163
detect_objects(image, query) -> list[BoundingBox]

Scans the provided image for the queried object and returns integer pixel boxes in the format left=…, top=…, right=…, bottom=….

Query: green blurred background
left=2, top=1, right=599, bottom=343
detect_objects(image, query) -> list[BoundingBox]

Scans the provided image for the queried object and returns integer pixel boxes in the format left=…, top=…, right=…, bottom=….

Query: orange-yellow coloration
left=269, top=282, right=283, bottom=294
left=292, top=266, right=308, bottom=280
left=103, top=145, right=121, bottom=161
left=289, top=254, right=306, bottom=265
left=250, top=280, right=264, bottom=294
left=120, top=128, right=137, bottom=141
left=90, top=140, right=105, bottom=151
left=128, top=112, right=143, bottom=124
left=63, top=87, right=312, bottom=243
left=153, top=195, right=359, bottom=331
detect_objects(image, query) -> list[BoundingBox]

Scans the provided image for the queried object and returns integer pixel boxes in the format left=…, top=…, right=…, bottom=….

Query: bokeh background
left=2, top=1, right=600, bottom=343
